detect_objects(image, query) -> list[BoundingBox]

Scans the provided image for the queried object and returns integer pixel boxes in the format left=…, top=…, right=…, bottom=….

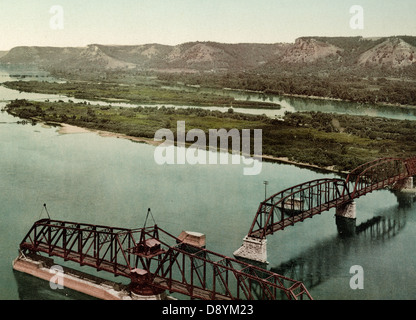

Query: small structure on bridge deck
left=177, top=231, right=206, bottom=248
left=277, top=198, right=304, bottom=216
left=134, top=238, right=164, bottom=257
left=129, top=268, right=167, bottom=298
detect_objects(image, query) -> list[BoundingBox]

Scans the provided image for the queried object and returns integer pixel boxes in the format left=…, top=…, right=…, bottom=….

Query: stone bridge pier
left=233, top=236, right=268, bottom=264
left=335, top=201, right=357, bottom=237
left=402, top=176, right=414, bottom=190
left=394, top=176, right=416, bottom=208
left=392, top=176, right=414, bottom=191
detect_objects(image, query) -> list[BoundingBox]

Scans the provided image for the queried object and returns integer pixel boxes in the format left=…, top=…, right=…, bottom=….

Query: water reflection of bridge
left=268, top=193, right=415, bottom=292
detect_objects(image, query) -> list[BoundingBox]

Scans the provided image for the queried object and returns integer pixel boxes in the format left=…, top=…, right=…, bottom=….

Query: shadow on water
left=267, top=192, right=416, bottom=294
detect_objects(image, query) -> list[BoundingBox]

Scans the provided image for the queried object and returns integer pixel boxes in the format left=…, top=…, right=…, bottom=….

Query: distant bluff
left=1, top=36, right=415, bottom=77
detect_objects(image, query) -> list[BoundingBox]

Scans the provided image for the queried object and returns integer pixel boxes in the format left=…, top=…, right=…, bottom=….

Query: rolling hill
left=1, top=36, right=415, bottom=78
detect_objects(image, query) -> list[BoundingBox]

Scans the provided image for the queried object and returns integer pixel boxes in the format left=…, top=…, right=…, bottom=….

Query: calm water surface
left=1, top=69, right=416, bottom=300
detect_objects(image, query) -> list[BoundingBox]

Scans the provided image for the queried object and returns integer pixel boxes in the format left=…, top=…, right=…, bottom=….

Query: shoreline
left=223, top=86, right=416, bottom=110
left=262, top=155, right=346, bottom=175
left=57, top=123, right=162, bottom=146
left=56, top=122, right=344, bottom=175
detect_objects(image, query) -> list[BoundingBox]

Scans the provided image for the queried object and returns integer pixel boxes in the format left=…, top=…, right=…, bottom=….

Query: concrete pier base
left=402, top=176, right=414, bottom=190
left=335, top=201, right=357, bottom=237
left=392, top=176, right=415, bottom=192
left=12, top=254, right=169, bottom=300
left=336, top=201, right=356, bottom=219
left=233, top=236, right=268, bottom=264
left=392, top=177, right=416, bottom=207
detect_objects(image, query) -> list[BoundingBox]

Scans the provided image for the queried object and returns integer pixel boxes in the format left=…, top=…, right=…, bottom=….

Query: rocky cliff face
left=280, top=38, right=342, bottom=64
left=79, top=45, right=137, bottom=69
left=358, top=37, right=416, bottom=68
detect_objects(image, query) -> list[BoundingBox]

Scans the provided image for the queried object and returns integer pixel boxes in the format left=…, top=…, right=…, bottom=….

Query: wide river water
left=1, top=69, right=416, bottom=300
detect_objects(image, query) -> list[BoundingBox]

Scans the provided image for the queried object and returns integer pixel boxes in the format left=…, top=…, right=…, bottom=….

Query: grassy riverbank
left=5, top=99, right=416, bottom=172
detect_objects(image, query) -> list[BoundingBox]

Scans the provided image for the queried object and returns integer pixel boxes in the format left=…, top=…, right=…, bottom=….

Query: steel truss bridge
left=16, top=157, right=416, bottom=301
left=247, top=157, right=416, bottom=239
left=18, top=219, right=312, bottom=300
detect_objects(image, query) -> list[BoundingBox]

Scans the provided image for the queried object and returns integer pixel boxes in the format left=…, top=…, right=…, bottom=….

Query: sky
left=0, top=0, right=415, bottom=50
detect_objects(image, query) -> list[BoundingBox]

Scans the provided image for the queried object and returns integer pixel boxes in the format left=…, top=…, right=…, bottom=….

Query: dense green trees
left=158, top=72, right=416, bottom=106
left=6, top=99, right=416, bottom=172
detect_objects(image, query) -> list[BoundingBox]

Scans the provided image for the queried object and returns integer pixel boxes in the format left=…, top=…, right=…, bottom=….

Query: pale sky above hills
left=0, top=0, right=415, bottom=50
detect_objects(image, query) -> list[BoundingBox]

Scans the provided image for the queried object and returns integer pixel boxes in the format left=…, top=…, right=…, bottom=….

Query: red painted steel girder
left=18, top=219, right=313, bottom=300
left=19, top=219, right=139, bottom=277
left=344, top=157, right=413, bottom=198
left=248, top=156, right=416, bottom=239
left=248, top=178, right=348, bottom=238
left=138, top=226, right=312, bottom=300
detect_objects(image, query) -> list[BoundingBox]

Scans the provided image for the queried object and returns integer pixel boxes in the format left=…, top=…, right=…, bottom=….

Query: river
left=1, top=68, right=416, bottom=300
